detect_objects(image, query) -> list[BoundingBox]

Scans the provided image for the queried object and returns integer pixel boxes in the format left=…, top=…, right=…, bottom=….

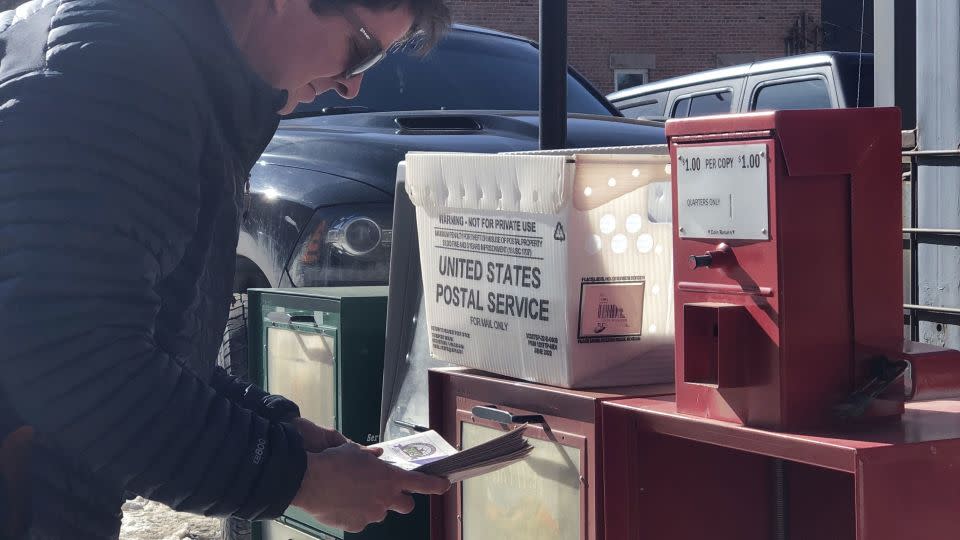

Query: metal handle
left=266, top=312, right=318, bottom=326
left=472, top=405, right=545, bottom=425
left=833, top=357, right=908, bottom=419
left=689, top=254, right=713, bottom=269
left=392, top=419, right=429, bottom=433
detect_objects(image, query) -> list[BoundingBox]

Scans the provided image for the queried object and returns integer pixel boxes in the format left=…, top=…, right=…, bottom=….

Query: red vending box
left=669, top=108, right=904, bottom=430
left=428, top=367, right=672, bottom=540
left=601, top=109, right=960, bottom=539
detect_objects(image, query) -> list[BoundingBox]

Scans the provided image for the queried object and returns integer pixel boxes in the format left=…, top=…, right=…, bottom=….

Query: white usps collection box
left=404, top=150, right=674, bottom=388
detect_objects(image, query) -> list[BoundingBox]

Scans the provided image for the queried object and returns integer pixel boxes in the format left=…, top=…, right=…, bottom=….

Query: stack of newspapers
left=372, top=426, right=532, bottom=483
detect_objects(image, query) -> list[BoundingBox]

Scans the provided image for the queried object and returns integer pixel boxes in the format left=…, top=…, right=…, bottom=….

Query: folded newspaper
left=371, top=426, right=532, bottom=483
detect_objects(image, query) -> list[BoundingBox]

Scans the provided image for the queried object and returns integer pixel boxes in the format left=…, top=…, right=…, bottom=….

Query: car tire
left=221, top=515, right=253, bottom=540
left=217, top=293, right=249, bottom=381
left=218, top=293, right=253, bottom=540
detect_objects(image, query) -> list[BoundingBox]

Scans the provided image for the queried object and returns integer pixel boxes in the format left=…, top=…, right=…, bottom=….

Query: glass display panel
left=461, top=422, right=581, bottom=540
left=266, top=326, right=337, bottom=430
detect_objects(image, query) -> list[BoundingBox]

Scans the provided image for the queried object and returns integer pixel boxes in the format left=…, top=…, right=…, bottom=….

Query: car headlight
left=288, top=204, right=393, bottom=287
left=328, top=216, right=384, bottom=256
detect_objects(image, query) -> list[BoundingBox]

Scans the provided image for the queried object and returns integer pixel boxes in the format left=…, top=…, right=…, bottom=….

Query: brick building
left=446, top=0, right=823, bottom=93
left=0, top=0, right=865, bottom=97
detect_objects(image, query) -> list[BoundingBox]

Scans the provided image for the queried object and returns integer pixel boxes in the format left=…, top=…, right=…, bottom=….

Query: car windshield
left=292, top=28, right=615, bottom=117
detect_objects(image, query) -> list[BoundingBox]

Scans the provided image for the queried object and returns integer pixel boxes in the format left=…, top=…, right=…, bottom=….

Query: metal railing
left=902, top=147, right=960, bottom=340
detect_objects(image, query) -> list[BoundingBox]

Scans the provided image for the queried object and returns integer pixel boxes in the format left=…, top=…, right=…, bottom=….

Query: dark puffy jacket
left=0, top=0, right=307, bottom=536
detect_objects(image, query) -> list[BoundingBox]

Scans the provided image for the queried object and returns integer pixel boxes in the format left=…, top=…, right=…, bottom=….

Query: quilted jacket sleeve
left=210, top=367, right=302, bottom=423
left=0, top=2, right=306, bottom=519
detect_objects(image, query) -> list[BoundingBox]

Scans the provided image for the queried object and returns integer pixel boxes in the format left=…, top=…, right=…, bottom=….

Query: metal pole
left=874, top=0, right=916, bottom=129
left=910, top=156, right=920, bottom=341
left=539, top=0, right=567, bottom=150
left=915, top=0, right=960, bottom=347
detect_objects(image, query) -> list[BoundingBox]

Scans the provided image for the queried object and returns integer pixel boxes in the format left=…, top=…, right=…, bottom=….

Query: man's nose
left=335, top=73, right=364, bottom=99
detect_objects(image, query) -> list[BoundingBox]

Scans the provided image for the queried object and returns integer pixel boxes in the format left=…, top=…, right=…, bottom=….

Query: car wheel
left=218, top=293, right=253, bottom=540
left=217, top=293, right=249, bottom=381
left=220, top=514, right=253, bottom=540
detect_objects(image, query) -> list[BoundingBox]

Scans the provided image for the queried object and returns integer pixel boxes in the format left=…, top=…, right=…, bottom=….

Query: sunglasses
left=337, top=6, right=386, bottom=80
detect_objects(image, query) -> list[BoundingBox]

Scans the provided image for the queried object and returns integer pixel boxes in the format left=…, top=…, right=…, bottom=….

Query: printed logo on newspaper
left=397, top=442, right=437, bottom=460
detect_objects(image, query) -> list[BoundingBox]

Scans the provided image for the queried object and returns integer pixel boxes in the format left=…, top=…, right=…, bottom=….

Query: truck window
left=672, top=90, right=734, bottom=118
left=752, top=78, right=832, bottom=111
left=688, top=91, right=734, bottom=117
left=622, top=98, right=664, bottom=119
left=618, top=90, right=668, bottom=118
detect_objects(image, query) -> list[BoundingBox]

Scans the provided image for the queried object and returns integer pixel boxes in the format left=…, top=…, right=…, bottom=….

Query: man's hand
left=291, top=443, right=451, bottom=533
left=291, top=417, right=351, bottom=452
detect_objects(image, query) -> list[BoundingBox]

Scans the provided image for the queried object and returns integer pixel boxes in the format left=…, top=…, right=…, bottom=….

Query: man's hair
left=310, top=0, right=452, bottom=53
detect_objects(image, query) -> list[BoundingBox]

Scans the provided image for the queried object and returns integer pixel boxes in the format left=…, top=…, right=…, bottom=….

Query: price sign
left=676, top=143, right=770, bottom=240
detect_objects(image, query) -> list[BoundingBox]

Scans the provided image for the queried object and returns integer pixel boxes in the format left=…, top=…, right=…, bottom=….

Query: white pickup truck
left=607, top=52, right=874, bottom=122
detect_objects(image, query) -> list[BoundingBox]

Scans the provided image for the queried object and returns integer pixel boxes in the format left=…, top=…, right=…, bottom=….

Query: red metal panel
left=681, top=304, right=721, bottom=386
left=671, top=137, right=783, bottom=427
left=786, top=461, right=856, bottom=539
left=776, top=171, right=856, bottom=427
left=856, top=437, right=960, bottom=539
left=606, top=398, right=864, bottom=473
left=601, top=404, right=770, bottom=540
left=903, top=341, right=960, bottom=400
left=603, top=398, right=960, bottom=540
left=668, top=108, right=904, bottom=431
left=666, top=111, right=779, bottom=138
left=776, top=110, right=906, bottom=413
left=682, top=303, right=759, bottom=389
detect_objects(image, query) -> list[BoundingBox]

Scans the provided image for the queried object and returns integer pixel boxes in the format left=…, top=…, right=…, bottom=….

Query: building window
left=614, top=69, right=649, bottom=92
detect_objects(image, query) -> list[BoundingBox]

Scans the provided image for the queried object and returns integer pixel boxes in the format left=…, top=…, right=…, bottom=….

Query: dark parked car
left=232, top=25, right=664, bottom=294
left=607, top=51, right=874, bottom=121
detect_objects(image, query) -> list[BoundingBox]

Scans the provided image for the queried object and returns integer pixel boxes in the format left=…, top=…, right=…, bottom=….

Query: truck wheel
left=218, top=293, right=253, bottom=540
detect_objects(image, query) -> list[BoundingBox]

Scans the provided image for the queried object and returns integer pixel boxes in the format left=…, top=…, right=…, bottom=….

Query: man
left=0, top=0, right=451, bottom=538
